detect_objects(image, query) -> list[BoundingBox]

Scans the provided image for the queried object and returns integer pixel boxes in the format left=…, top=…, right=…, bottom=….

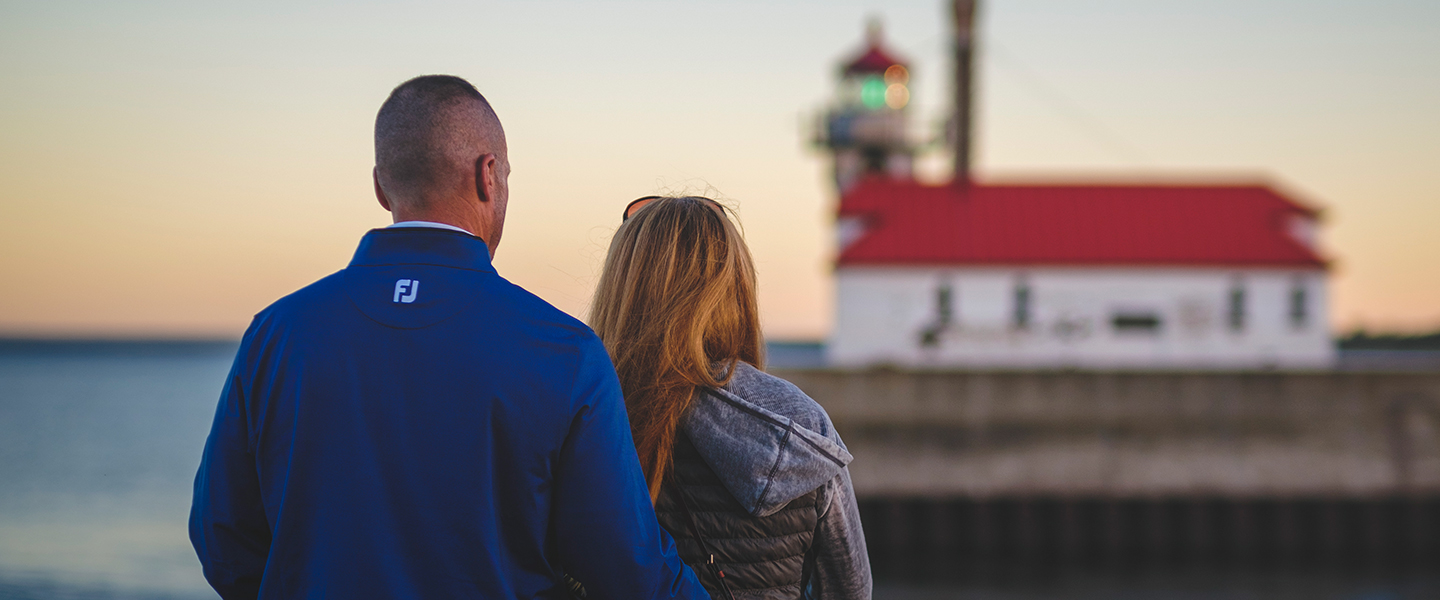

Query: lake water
left=0, top=341, right=234, bottom=599
left=0, top=341, right=1433, bottom=600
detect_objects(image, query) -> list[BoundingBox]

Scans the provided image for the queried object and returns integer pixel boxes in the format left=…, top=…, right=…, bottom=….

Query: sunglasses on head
left=622, top=196, right=725, bottom=222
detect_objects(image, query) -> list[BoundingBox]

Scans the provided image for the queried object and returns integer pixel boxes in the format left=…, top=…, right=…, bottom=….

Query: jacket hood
left=680, top=363, right=853, bottom=518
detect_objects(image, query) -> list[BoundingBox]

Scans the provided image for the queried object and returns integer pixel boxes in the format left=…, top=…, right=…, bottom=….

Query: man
left=190, top=75, right=709, bottom=600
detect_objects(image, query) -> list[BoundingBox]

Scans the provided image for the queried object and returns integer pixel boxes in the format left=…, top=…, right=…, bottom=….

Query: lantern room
left=817, top=21, right=919, bottom=193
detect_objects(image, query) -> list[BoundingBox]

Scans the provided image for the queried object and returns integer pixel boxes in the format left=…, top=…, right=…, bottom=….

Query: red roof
left=842, top=43, right=906, bottom=76
left=837, top=178, right=1327, bottom=268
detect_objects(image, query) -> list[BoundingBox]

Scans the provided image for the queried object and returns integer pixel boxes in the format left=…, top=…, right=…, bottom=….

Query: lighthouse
left=819, top=0, right=1334, bottom=370
left=816, top=21, right=919, bottom=194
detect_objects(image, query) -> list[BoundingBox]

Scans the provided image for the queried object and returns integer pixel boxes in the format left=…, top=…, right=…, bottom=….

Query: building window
left=1112, top=312, right=1162, bottom=334
left=920, top=284, right=953, bottom=347
left=937, top=284, right=953, bottom=326
left=1289, top=282, right=1308, bottom=329
left=1013, top=282, right=1031, bottom=330
left=1228, top=285, right=1246, bottom=332
left=862, top=146, right=887, bottom=174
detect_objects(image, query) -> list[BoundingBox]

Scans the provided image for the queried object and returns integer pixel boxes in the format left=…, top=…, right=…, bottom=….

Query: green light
left=860, top=76, right=887, bottom=109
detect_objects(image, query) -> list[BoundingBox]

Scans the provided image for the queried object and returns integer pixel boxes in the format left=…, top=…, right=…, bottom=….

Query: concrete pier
left=771, top=369, right=1440, bottom=497
left=769, top=368, right=1440, bottom=574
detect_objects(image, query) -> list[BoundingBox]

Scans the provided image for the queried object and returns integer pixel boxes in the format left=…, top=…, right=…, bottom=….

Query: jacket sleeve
left=807, top=466, right=872, bottom=600
left=189, top=331, right=272, bottom=600
left=551, top=336, right=710, bottom=600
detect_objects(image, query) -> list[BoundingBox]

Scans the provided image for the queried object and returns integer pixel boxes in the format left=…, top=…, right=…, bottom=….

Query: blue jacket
left=190, top=227, right=709, bottom=600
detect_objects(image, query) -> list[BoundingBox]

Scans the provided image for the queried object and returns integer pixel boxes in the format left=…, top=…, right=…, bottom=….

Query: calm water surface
left=0, top=342, right=235, bottom=599
left=0, top=342, right=1432, bottom=599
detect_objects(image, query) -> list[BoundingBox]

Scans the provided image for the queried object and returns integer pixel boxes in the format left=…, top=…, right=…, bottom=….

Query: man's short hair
left=374, top=75, right=501, bottom=209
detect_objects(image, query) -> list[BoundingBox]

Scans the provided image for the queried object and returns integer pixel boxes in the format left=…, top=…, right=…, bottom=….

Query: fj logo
left=393, top=279, right=419, bottom=304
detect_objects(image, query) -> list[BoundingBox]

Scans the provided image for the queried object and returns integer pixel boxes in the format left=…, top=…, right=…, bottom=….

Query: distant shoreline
left=2, top=338, right=1435, bottom=371
left=0, top=338, right=240, bottom=356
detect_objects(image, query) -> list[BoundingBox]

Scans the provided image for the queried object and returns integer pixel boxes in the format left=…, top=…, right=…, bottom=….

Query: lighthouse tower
left=817, top=22, right=918, bottom=194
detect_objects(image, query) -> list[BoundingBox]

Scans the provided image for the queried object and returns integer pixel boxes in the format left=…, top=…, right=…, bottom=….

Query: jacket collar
left=349, top=228, right=495, bottom=273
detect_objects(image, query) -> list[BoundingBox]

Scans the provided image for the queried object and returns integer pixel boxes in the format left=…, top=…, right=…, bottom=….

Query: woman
left=589, top=196, right=871, bottom=600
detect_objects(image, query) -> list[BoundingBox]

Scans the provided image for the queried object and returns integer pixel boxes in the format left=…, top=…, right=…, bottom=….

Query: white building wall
left=828, top=266, right=1334, bottom=369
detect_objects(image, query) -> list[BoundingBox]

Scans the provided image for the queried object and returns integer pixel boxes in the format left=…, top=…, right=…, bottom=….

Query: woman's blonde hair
left=589, top=196, right=764, bottom=500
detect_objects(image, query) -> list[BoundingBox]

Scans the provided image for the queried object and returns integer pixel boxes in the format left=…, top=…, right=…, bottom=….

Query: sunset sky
left=1, top=0, right=1436, bottom=339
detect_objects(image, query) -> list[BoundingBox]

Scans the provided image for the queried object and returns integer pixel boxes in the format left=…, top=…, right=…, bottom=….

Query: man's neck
left=390, top=208, right=488, bottom=244
left=389, top=220, right=475, bottom=236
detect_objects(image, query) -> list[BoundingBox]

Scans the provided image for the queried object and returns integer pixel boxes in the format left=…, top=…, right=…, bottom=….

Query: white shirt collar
left=388, top=221, right=475, bottom=236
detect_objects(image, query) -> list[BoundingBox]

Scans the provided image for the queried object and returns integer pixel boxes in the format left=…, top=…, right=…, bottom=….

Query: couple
left=189, top=75, right=869, bottom=600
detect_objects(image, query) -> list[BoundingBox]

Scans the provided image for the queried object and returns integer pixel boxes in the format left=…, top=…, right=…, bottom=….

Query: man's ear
left=475, top=154, right=496, bottom=203
left=373, top=167, right=393, bottom=212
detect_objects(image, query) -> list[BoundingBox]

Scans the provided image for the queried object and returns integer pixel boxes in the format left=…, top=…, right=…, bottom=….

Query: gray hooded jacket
left=658, top=362, right=871, bottom=600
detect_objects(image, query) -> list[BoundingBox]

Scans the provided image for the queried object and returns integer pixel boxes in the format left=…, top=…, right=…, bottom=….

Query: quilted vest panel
left=655, top=434, right=821, bottom=599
